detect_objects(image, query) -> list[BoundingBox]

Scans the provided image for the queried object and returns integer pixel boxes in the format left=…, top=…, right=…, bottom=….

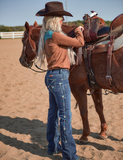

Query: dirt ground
left=0, top=39, right=123, bottom=160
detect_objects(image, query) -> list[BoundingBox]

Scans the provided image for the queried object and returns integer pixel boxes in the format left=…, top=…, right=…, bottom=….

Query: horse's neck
left=30, top=26, right=41, bottom=38
left=62, top=24, right=76, bottom=36
left=31, top=24, right=76, bottom=38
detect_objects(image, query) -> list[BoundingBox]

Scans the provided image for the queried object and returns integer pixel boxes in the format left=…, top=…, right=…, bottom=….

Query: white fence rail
left=0, top=31, right=24, bottom=39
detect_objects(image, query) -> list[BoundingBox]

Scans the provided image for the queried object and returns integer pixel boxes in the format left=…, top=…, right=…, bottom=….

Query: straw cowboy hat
left=36, top=1, right=73, bottom=17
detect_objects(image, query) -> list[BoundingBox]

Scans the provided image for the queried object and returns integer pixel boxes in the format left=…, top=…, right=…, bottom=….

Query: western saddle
left=82, top=11, right=123, bottom=93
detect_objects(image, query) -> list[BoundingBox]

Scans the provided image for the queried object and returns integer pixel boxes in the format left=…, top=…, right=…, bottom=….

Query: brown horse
left=19, top=14, right=123, bottom=143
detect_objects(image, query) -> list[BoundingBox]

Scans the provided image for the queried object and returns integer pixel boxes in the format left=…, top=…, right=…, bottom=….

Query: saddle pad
left=96, top=33, right=123, bottom=51
left=97, top=26, right=110, bottom=36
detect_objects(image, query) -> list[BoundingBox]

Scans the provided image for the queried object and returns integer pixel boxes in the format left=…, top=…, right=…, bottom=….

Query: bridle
left=22, top=30, right=37, bottom=55
left=22, top=28, right=47, bottom=73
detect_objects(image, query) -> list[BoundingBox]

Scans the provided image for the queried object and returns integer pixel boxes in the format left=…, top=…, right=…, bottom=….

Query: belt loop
left=59, top=69, right=62, bottom=74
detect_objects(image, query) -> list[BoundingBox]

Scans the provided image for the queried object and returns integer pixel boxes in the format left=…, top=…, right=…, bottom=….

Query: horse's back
left=110, top=13, right=123, bottom=30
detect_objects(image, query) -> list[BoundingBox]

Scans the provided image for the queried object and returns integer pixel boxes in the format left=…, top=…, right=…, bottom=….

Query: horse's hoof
left=99, top=134, right=108, bottom=139
left=79, top=137, right=88, bottom=144
left=80, top=139, right=88, bottom=144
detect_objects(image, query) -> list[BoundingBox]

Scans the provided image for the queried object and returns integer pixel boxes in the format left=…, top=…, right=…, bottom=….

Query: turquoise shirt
left=44, top=30, right=54, bottom=43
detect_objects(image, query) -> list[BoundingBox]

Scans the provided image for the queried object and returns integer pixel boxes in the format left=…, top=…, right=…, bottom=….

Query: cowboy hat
left=36, top=1, right=73, bottom=17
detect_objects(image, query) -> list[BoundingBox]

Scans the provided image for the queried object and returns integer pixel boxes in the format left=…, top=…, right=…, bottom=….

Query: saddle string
left=86, top=89, right=119, bottom=96
left=103, top=89, right=119, bottom=95
left=75, top=88, right=119, bottom=109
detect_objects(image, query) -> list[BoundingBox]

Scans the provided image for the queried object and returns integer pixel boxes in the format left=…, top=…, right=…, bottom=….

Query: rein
left=28, top=65, right=47, bottom=73
left=28, top=59, right=48, bottom=73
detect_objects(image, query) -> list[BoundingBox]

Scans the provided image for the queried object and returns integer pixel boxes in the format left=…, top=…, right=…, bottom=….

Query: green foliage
left=0, top=25, right=25, bottom=32
left=10, top=26, right=25, bottom=31
left=0, top=26, right=12, bottom=32
left=65, top=20, right=111, bottom=27
left=105, top=21, right=112, bottom=26
left=65, top=20, right=84, bottom=26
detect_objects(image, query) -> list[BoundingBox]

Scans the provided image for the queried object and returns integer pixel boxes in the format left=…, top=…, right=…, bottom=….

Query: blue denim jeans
left=45, top=69, right=79, bottom=160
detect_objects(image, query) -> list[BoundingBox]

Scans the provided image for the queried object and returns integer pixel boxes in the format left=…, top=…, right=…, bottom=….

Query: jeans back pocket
left=47, top=78, right=56, bottom=91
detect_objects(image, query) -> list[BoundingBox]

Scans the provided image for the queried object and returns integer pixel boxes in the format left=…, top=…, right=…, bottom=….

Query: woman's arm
left=52, top=27, right=85, bottom=48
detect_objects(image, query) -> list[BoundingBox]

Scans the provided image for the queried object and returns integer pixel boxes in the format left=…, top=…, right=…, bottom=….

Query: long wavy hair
left=37, top=16, right=63, bottom=66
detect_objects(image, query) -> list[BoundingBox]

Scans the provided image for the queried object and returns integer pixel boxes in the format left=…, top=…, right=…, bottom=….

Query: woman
left=36, top=1, right=85, bottom=160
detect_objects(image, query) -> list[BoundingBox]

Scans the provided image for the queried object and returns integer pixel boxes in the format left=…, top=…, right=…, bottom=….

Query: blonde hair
left=37, top=16, right=63, bottom=66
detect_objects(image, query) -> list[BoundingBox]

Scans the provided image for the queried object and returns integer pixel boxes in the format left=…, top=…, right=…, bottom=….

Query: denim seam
left=47, top=79, right=56, bottom=92
left=54, top=107, right=58, bottom=153
left=59, top=82, right=67, bottom=144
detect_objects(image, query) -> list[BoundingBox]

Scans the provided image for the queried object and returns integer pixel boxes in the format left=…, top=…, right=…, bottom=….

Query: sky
left=0, top=0, right=123, bottom=26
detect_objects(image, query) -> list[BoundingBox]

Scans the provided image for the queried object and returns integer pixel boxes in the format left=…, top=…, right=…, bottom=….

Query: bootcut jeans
left=45, top=69, right=79, bottom=160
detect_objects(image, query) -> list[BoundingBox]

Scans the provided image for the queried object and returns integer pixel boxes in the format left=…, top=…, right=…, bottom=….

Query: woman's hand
left=78, top=26, right=84, bottom=32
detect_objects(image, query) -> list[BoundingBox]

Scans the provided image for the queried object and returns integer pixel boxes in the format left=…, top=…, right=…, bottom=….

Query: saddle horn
left=90, top=11, right=98, bottom=18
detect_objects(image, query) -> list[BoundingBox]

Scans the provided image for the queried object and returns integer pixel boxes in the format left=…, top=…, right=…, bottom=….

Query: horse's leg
left=91, top=89, right=108, bottom=139
left=70, top=83, right=90, bottom=143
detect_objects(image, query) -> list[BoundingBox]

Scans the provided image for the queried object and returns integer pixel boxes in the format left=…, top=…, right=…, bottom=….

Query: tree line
left=0, top=20, right=111, bottom=32
left=67, top=20, right=111, bottom=27
left=0, top=25, right=25, bottom=32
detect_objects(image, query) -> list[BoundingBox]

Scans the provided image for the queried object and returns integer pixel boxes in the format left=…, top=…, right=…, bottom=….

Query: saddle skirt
left=92, top=33, right=123, bottom=54
left=97, top=33, right=123, bottom=51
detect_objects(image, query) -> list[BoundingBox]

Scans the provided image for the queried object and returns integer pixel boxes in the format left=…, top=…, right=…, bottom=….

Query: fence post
left=0, top=32, right=3, bottom=38
left=12, top=32, right=14, bottom=39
